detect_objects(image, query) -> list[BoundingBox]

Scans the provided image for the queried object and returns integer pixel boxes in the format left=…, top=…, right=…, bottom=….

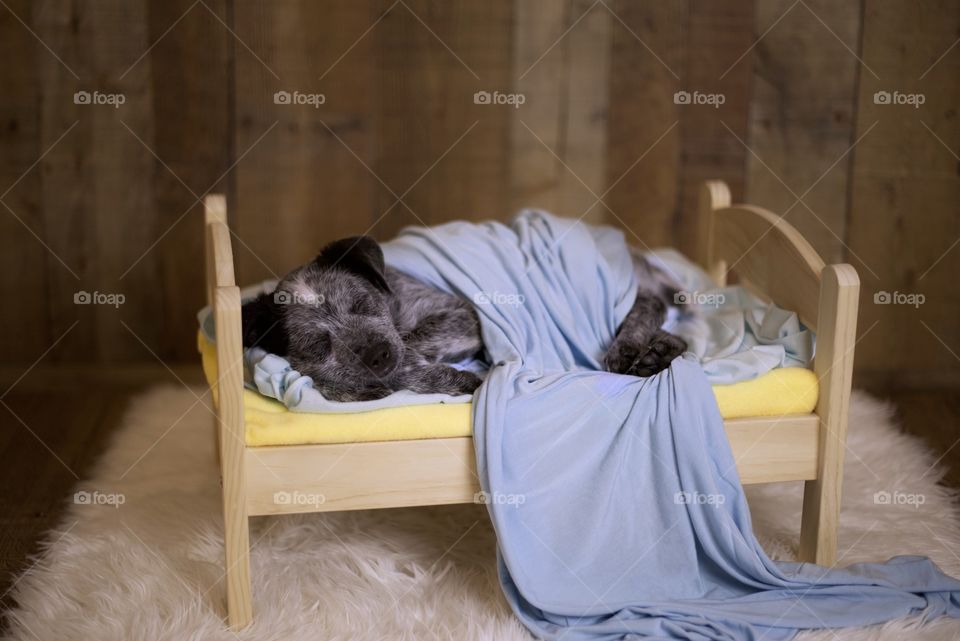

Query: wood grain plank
left=374, top=0, right=513, bottom=238
left=245, top=414, right=822, bottom=517
left=509, top=0, right=566, bottom=214
left=214, top=285, right=251, bottom=628
left=677, top=0, right=753, bottom=256
left=603, top=1, right=685, bottom=248
left=231, top=0, right=378, bottom=284
left=558, top=0, right=611, bottom=222
left=34, top=0, right=96, bottom=361
left=89, top=0, right=161, bottom=362
left=0, top=0, right=50, bottom=361
left=744, top=0, right=862, bottom=264
left=35, top=0, right=161, bottom=362
left=847, top=0, right=960, bottom=381
left=711, top=204, right=826, bottom=329
left=147, top=0, right=231, bottom=361
left=800, top=263, right=859, bottom=564
left=510, top=0, right=611, bottom=222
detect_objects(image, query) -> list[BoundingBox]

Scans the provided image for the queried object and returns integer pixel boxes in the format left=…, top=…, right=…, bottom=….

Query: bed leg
left=221, top=392, right=253, bottom=629
left=223, top=497, right=252, bottom=629
left=214, top=285, right=253, bottom=628
left=799, top=443, right=842, bottom=565
left=799, top=264, right=859, bottom=566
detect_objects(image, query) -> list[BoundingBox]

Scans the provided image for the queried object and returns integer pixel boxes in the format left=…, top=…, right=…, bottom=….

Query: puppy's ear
left=241, top=292, right=289, bottom=355
left=315, top=236, right=391, bottom=293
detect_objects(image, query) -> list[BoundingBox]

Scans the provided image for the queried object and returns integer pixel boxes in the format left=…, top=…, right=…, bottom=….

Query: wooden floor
left=875, top=386, right=960, bottom=489
left=0, top=365, right=205, bottom=618
left=0, top=366, right=958, bottom=619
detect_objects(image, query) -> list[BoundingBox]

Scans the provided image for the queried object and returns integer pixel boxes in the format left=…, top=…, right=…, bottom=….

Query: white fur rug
left=4, top=387, right=960, bottom=640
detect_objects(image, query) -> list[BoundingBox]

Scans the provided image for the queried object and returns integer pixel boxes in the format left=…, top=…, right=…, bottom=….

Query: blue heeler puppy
left=241, top=237, right=686, bottom=401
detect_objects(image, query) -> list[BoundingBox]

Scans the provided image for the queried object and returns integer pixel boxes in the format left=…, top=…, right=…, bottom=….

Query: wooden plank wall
left=0, top=0, right=46, bottom=362
left=744, top=0, right=862, bottom=266
left=847, top=0, right=960, bottom=386
left=0, top=0, right=957, bottom=385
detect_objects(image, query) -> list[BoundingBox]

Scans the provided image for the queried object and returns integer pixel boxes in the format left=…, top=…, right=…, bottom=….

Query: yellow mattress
left=198, top=332, right=818, bottom=447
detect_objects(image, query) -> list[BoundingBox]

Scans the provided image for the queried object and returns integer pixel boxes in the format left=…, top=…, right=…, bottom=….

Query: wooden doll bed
left=202, top=180, right=860, bottom=629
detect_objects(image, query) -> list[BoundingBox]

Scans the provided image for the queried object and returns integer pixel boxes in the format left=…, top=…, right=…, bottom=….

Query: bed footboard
left=699, top=180, right=860, bottom=565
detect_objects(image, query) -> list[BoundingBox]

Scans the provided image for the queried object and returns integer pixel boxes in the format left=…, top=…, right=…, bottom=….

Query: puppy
left=242, top=237, right=484, bottom=401
left=241, top=237, right=687, bottom=401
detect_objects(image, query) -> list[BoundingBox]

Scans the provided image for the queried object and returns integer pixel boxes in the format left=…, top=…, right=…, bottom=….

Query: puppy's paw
left=405, top=365, right=482, bottom=396
left=604, top=330, right=687, bottom=378
left=603, top=339, right=642, bottom=375
left=448, top=369, right=482, bottom=396
left=627, top=330, right=687, bottom=377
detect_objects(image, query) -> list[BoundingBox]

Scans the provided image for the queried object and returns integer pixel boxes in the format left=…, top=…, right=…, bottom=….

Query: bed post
left=204, top=196, right=226, bottom=308
left=697, top=180, right=731, bottom=286
left=205, top=197, right=225, bottom=466
left=799, top=263, right=859, bottom=565
left=205, top=195, right=253, bottom=628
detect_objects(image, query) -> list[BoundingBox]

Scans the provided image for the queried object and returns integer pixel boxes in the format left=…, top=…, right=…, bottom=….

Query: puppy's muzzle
left=358, top=341, right=398, bottom=378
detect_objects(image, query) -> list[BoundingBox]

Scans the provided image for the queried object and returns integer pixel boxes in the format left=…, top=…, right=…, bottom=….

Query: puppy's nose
left=359, top=341, right=396, bottom=377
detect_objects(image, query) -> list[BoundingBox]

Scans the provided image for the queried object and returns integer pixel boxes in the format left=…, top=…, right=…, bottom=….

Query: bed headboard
left=696, top=180, right=844, bottom=332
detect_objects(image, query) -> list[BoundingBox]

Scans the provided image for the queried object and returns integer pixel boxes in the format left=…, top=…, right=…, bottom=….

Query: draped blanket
left=382, top=211, right=960, bottom=641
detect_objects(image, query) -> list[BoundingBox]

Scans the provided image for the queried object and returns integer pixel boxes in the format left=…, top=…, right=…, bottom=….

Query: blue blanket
left=382, top=211, right=960, bottom=641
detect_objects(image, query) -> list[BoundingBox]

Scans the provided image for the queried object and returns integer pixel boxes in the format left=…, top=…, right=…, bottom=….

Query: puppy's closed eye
left=287, top=329, right=331, bottom=363
left=350, top=298, right=376, bottom=316
left=311, top=332, right=331, bottom=353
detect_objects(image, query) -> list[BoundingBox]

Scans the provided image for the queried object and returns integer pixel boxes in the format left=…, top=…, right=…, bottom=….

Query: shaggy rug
left=3, top=386, right=960, bottom=641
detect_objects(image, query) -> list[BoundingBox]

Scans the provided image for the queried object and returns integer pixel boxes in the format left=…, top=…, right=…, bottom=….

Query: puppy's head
left=242, top=236, right=403, bottom=391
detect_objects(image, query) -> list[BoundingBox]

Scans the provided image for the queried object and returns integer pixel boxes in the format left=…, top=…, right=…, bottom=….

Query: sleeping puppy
left=241, top=237, right=687, bottom=401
